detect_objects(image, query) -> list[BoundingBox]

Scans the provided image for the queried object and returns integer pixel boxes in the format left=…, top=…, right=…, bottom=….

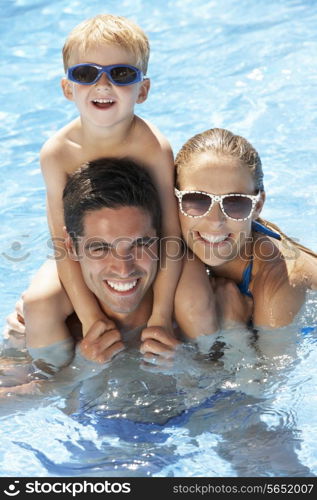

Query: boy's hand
left=79, top=319, right=125, bottom=364
left=140, top=326, right=180, bottom=369
left=82, top=316, right=121, bottom=337
left=146, top=314, right=175, bottom=337
left=213, top=278, right=253, bottom=328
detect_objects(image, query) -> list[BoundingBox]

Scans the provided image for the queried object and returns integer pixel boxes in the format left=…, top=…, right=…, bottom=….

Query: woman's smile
left=196, top=231, right=232, bottom=246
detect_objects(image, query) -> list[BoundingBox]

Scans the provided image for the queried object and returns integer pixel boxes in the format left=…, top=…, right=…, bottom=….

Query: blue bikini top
left=237, top=221, right=281, bottom=298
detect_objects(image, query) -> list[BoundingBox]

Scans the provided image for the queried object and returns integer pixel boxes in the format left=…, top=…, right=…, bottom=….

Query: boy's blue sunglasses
left=67, top=63, right=144, bottom=86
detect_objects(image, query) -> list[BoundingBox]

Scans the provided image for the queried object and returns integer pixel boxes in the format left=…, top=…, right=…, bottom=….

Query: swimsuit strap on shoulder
left=238, top=221, right=281, bottom=298
left=237, top=258, right=254, bottom=298
left=252, top=220, right=281, bottom=240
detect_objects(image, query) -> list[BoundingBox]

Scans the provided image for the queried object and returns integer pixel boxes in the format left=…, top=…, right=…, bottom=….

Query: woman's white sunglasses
left=175, top=188, right=261, bottom=221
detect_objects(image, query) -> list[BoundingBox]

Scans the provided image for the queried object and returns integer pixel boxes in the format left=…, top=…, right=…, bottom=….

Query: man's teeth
left=200, top=232, right=228, bottom=243
left=93, top=99, right=114, bottom=104
left=106, top=280, right=138, bottom=291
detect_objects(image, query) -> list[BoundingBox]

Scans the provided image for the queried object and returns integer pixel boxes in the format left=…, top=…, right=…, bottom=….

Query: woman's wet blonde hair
left=62, top=14, right=150, bottom=74
left=175, top=128, right=317, bottom=258
left=175, top=127, right=264, bottom=190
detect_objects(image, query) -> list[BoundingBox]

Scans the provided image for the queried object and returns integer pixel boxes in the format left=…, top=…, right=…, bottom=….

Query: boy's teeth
left=93, top=99, right=114, bottom=103
left=106, top=280, right=138, bottom=291
left=200, top=233, right=228, bottom=243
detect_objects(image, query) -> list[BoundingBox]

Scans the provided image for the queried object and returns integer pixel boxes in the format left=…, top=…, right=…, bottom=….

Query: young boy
left=23, top=14, right=183, bottom=355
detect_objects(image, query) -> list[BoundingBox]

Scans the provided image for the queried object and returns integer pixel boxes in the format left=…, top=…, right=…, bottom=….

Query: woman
left=174, top=128, right=317, bottom=336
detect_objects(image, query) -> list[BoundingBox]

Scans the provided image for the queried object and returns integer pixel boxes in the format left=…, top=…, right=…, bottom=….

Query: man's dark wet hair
left=63, top=157, right=161, bottom=248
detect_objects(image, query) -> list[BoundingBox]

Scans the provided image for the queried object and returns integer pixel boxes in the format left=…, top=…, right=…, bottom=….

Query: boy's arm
left=145, top=146, right=182, bottom=334
left=41, top=145, right=116, bottom=335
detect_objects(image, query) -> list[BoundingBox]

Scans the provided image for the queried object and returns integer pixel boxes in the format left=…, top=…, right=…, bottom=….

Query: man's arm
left=0, top=320, right=125, bottom=402
left=44, top=320, right=125, bottom=393
left=3, top=298, right=26, bottom=350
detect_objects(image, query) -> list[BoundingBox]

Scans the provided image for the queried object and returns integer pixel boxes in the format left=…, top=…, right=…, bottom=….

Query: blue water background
left=1, top=0, right=317, bottom=477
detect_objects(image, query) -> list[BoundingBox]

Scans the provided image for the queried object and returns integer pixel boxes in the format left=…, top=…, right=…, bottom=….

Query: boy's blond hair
left=62, top=14, right=150, bottom=74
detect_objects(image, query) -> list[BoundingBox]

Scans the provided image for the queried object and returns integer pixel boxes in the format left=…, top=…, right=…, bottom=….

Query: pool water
left=1, top=0, right=317, bottom=477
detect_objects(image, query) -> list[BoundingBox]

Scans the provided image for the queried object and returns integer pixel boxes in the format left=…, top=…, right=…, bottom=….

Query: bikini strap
left=238, top=221, right=281, bottom=298
left=237, top=257, right=254, bottom=298
left=252, top=220, right=281, bottom=240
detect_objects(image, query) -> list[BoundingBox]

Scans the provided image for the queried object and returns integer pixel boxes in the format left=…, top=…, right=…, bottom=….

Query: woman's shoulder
left=253, top=235, right=312, bottom=289
left=251, top=241, right=309, bottom=328
left=252, top=242, right=289, bottom=295
left=295, top=249, right=317, bottom=290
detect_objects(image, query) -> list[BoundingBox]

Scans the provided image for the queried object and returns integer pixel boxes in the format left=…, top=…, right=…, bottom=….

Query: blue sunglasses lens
left=70, top=65, right=99, bottom=83
left=109, top=66, right=139, bottom=84
left=69, top=65, right=140, bottom=85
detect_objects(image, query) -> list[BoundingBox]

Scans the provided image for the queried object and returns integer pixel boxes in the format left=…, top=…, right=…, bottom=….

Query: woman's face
left=177, top=152, right=263, bottom=268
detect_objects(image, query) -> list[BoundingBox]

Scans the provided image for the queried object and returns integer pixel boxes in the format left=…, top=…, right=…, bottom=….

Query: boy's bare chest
left=63, top=137, right=152, bottom=176
left=61, top=116, right=156, bottom=176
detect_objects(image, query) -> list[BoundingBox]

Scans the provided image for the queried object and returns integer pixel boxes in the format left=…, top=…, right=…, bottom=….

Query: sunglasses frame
left=174, top=188, right=261, bottom=221
left=67, top=63, right=144, bottom=86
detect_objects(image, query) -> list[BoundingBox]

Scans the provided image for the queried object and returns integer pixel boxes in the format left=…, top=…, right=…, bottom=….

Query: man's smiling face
left=73, top=205, right=158, bottom=316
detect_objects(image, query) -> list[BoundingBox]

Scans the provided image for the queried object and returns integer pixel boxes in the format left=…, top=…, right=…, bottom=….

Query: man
left=1, top=158, right=180, bottom=397
left=61, top=157, right=179, bottom=368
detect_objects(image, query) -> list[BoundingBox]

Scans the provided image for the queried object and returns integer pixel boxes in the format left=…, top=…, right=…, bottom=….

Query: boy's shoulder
left=39, top=114, right=174, bottom=175
left=132, top=115, right=174, bottom=166
left=40, top=118, right=83, bottom=174
left=135, top=115, right=170, bottom=146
